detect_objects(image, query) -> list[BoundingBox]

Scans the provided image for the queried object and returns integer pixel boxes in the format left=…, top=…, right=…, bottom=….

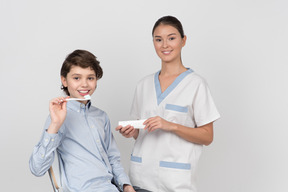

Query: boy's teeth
left=79, top=91, right=88, bottom=93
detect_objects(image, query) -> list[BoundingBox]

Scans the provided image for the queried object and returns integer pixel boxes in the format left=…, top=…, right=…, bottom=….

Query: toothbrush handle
left=66, top=98, right=88, bottom=101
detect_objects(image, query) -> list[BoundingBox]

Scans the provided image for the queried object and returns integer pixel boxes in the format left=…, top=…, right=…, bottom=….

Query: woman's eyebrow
left=168, top=33, right=177, bottom=36
left=154, top=33, right=177, bottom=38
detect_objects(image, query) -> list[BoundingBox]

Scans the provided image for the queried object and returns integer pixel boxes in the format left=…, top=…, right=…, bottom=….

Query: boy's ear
left=61, top=76, right=67, bottom=87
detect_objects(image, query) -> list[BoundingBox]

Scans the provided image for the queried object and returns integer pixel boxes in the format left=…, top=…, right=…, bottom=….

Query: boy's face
left=61, top=66, right=97, bottom=104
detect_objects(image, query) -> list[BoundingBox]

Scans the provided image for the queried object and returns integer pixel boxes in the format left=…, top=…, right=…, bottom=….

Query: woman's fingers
left=115, top=125, right=123, bottom=131
left=144, top=116, right=171, bottom=132
left=116, top=125, right=136, bottom=138
left=144, top=117, right=159, bottom=130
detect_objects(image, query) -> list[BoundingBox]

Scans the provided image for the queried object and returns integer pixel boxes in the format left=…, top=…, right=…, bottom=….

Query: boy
left=29, top=50, right=135, bottom=192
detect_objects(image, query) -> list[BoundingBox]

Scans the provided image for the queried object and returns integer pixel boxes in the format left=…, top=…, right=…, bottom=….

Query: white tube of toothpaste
left=118, top=119, right=146, bottom=129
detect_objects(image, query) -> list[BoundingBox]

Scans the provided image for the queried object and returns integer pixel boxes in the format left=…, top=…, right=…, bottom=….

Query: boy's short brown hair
left=60, top=50, right=103, bottom=96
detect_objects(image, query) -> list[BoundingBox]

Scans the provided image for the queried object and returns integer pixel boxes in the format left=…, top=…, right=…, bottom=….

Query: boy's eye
left=73, top=77, right=80, bottom=80
left=169, top=37, right=175, bottom=40
left=88, top=77, right=95, bottom=80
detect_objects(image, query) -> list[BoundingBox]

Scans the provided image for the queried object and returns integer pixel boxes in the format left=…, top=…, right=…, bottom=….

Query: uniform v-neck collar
left=154, top=68, right=193, bottom=105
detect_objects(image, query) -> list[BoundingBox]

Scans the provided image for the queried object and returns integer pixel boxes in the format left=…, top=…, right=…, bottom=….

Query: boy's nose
left=81, top=80, right=88, bottom=87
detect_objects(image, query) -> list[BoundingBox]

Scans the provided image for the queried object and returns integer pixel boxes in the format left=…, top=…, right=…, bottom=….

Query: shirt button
left=41, top=154, right=44, bottom=158
left=77, top=110, right=80, bottom=113
left=45, top=139, right=49, bottom=142
left=51, top=139, right=54, bottom=142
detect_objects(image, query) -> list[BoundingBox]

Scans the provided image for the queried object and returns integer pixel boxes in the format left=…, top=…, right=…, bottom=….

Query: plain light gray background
left=1, top=0, right=287, bottom=191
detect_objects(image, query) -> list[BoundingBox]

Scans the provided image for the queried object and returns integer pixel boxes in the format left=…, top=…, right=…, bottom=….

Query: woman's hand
left=144, top=116, right=214, bottom=145
left=116, top=125, right=139, bottom=139
left=47, top=97, right=69, bottom=134
left=123, top=184, right=136, bottom=192
left=144, top=116, right=175, bottom=132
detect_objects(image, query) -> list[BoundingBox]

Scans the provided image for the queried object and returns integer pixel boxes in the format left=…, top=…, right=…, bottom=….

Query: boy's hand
left=115, top=125, right=138, bottom=138
left=123, top=184, right=136, bottom=192
left=47, top=97, right=69, bottom=134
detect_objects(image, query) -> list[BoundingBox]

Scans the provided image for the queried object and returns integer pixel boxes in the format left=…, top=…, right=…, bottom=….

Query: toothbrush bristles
left=84, top=95, right=91, bottom=99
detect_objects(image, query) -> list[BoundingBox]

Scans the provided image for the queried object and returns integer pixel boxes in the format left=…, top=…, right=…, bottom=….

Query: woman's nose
left=162, top=40, right=168, bottom=48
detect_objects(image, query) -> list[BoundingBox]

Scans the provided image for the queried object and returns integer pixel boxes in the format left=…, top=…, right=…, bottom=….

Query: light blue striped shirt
left=29, top=101, right=131, bottom=192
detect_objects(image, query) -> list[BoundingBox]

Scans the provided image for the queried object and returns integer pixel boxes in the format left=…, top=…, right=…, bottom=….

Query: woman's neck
left=160, top=61, right=187, bottom=76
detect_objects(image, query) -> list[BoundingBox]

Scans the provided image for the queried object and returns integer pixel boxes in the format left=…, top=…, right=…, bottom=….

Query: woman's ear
left=182, top=35, right=187, bottom=47
left=61, top=76, right=67, bottom=87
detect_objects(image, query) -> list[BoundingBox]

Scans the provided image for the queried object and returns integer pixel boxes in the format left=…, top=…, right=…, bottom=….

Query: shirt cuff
left=38, top=131, right=60, bottom=159
left=42, top=131, right=60, bottom=147
left=114, top=177, right=132, bottom=191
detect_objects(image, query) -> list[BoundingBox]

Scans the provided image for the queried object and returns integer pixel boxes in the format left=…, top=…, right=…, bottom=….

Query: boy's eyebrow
left=71, top=73, right=81, bottom=76
left=71, top=73, right=96, bottom=76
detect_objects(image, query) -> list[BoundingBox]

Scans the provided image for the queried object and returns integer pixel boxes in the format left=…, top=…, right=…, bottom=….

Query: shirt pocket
left=164, top=104, right=189, bottom=124
left=158, top=161, right=192, bottom=191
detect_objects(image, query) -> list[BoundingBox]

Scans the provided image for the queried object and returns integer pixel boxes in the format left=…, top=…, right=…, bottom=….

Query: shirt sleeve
left=104, top=115, right=132, bottom=190
left=193, top=79, right=221, bottom=127
left=29, top=116, right=63, bottom=176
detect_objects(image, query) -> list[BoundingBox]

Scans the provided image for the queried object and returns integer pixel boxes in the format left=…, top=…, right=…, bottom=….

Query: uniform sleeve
left=193, top=79, right=221, bottom=127
left=104, top=115, right=132, bottom=190
left=29, top=116, right=63, bottom=176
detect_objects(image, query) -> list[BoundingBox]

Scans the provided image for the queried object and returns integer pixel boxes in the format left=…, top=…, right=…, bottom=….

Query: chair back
left=48, top=166, right=61, bottom=192
left=48, top=153, right=63, bottom=192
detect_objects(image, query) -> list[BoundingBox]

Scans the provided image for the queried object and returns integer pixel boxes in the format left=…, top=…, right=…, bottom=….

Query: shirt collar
left=67, top=100, right=91, bottom=113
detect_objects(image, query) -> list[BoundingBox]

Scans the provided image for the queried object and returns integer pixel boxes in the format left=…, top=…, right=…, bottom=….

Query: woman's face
left=153, top=24, right=186, bottom=64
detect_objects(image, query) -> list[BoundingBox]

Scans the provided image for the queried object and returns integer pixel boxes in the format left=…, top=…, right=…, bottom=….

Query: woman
left=116, top=16, right=220, bottom=192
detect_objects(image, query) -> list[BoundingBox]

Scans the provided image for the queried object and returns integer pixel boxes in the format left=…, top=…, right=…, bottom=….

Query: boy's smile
left=61, top=66, right=97, bottom=104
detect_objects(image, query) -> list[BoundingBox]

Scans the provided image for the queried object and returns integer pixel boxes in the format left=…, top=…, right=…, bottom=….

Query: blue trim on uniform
left=155, top=68, right=193, bottom=105
left=131, top=155, right=142, bottom=163
left=159, top=161, right=191, bottom=170
left=165, top=104, right=188, bottom=113
left=154, top=71, right=162, bottom=104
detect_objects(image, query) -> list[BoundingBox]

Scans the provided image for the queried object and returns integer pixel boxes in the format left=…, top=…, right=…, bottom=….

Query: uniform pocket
left=164, top=104, right=188, bottom=124
left=165, top=104, right=188, bottom=113
left=158, top=161, right=192, bottom=192
left=129, top=155, right=142, bottom=187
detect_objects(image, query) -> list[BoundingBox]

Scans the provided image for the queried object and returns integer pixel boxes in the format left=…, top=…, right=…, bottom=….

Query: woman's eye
left=155, top=39, right=161, bottom=42
left=169, top=37, right=175, bottom=41
left=88, top=77, right=95, bottom=80
left=73, top=77, right=79, bottom=80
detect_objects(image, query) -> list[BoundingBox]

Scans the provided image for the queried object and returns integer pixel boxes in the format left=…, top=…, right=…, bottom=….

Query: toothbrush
left=66, top=95, right=91, bottom=101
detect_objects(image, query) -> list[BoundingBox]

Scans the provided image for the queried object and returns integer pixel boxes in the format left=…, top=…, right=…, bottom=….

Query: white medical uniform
left=129, top=68, right=220, bottom=192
